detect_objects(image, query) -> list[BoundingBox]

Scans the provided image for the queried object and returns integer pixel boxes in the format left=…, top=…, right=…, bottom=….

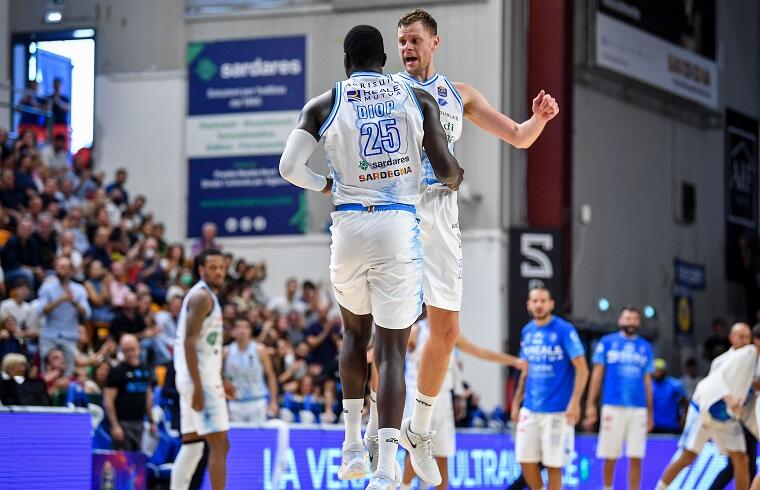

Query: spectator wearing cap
left=104, top=334, right=155, bottom=451
left=0, top=352, right=49, bottom=406
left=40, top=134, right=70, bottom=171
left=651, top=358, right=688, bottom=433
left=1, top=217, right=42, bottom=288
left=191, top=221, right=220, bottom=256
left=38, top=256, right=91, bottom=375
left=105, top=168, right=130, bottom=205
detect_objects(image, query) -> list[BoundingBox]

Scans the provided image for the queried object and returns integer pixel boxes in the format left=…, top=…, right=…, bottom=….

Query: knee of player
left=437, top=322, right=460, bottom=348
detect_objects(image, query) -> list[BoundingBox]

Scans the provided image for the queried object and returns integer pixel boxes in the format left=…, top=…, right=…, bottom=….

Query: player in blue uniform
left=512, top=286, right=588, bottom=490
left=583, top=306, right=654, bottom=490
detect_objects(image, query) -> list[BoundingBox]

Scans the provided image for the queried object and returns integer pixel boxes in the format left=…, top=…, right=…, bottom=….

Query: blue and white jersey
left=391, top=72, right=463, bottom=187
left=224, top=341, right=267, bottom=402
left=320, top=72, right=426, bottom=206
left=174, top=280, right=223, bottom=387
left=520, top=316, right=586, bottom=413
left=592, top=332, right=654, bottom=408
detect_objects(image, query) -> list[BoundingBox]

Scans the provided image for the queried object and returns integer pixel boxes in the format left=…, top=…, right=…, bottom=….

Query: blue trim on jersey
left=335, top=203, right=416, bottom=214
left=443, top=77, right=464, bottom=110
left=350, top=71, right=386, bottom=78
left=318, top=81, right=342, bottom=137
left=397, top=72, right=439, bottom=86
left=404, top=83, right=425, bottom=120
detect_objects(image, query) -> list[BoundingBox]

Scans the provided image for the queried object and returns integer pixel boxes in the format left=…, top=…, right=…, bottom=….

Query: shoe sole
left=337, top=460, right=369, bottom=480
left=400, top=424, right=442, bottom=486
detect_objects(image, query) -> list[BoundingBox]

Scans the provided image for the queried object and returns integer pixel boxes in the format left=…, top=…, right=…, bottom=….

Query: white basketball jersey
left=319, top=71, right=426, bottom=206
left=392, top=72, right=464, bottom=188
left=174, top=280, right=223, bottom=386
left=224, top=341, right=267, bottom=402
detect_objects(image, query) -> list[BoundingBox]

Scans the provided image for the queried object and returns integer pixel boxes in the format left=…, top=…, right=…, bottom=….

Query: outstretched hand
left=532, top=90, right=559, bottom=122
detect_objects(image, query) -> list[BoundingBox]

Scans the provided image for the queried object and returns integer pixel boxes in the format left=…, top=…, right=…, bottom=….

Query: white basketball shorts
left=417, top=186, right=462, bottom=312
left=330, top=207, right=424, bottom=330
left=597, top=405, right=648, bottom=459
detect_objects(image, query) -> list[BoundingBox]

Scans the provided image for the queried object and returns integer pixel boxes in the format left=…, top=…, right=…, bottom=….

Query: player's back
left=320, top=72, right=426, bottom=206
left=174, top=280, right=224, bottom=386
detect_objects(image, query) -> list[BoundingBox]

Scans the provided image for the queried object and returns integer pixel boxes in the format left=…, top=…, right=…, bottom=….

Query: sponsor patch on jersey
left=359, top=166, right=413, bottom=182
left=206, top=332, right=219, bottom=345
left=438, top=97, right=448, bottom=106
left=346, top=89, right=363, bottom=102
left=358, top=159, right=369, bottom=171
left=438, top=86, right=448, bottom=97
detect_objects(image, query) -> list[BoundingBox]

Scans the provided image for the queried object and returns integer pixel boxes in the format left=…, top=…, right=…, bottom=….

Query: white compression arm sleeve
left=279, top=129, right=327, bottom=192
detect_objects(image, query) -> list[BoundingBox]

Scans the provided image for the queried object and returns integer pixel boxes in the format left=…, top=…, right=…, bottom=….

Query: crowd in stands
left=0, top=128, right=492, bottom=450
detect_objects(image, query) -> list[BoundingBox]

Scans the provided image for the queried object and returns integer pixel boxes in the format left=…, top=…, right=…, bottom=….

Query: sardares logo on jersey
left=357, top=155, right=410, bottom=172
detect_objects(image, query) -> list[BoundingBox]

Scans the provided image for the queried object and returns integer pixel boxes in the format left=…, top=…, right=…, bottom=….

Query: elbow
left=278, top=158, right=295, bottom=183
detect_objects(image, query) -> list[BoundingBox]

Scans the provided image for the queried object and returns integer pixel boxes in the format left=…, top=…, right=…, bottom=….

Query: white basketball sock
left=377, top=427, right=400, bottom=478
left=410, top=390, right=437, bottom=434
left=170, top=441, right=204, bottom=490
left=366, top=390, right=378, bottom=437
left=342, top=398, right=364, bottom=445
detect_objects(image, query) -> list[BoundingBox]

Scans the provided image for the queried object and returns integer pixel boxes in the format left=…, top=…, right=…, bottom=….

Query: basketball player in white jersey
left=170, top=249, right=229, bottom=490
left=223, top=317, right=279, bottom=424
left=372, top=9, right=560, bottom=485
left=279, top=25, right=462, bottom=489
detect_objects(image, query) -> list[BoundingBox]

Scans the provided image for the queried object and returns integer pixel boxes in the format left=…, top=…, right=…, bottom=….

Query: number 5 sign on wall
left=508, top=229, right=564, bottom=354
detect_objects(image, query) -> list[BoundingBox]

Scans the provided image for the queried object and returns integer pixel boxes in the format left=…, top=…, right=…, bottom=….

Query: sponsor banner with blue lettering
left=186, top=36, right=306, bottom=237
left=198, top=425, right=738, bottom=489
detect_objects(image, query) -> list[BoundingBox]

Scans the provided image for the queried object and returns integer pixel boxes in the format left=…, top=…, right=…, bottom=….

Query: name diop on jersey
left=359, top=166, right=413, bottom=182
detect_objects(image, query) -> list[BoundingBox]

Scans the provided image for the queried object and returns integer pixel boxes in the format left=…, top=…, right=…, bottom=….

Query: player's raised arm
left=414, top=87, right=463, bottom=189
left=279, top=90, right=335, bottom=194
left=454, top=82, right=559, bottom=149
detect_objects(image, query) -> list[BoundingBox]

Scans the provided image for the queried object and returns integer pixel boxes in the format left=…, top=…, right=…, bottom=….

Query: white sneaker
left=365, top=461, right=402, bottom=490
left=398, top=418, right=440, bottom=486
left=364, top=432, right=379, bottom=473
left=338, top=441, right=369, bottom=480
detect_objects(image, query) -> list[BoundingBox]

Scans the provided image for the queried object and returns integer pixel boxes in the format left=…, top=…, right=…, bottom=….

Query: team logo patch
left=206, top=332, right=218, bottom=345
left=438, top=97, right=448, bottom=106
left=438, top=86, right=448, bottom=97
left=346, top=89, right=363, bottom=102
